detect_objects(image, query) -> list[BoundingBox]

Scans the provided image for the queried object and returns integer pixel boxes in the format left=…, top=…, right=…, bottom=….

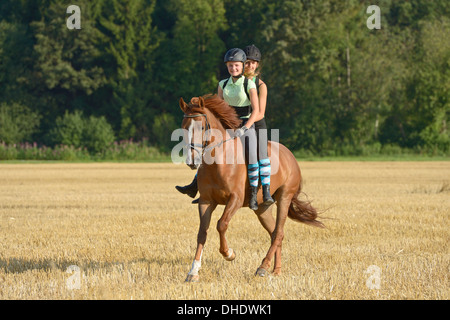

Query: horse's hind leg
left=217, top=193, right=241, bottom=261
left=254, top=204, right=275, bottom=235
left=272, top=239, right=282, bottom=275
left=254, top=204, right=281, bottom=275
left=185, top=201, right=217, bottom=282
left=256, top=195, right=290, bottom=277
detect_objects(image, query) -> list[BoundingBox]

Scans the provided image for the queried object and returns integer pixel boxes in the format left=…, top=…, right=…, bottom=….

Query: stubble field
left=0, top=161, right=448, bottom=299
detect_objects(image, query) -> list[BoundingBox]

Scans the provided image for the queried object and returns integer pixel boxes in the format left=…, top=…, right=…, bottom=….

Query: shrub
left=0, top=102, right=41, bottom=144
left=49, top=110, right=85, bottom=148
left=83, top=116, right=115, bottom=153
left=49, top=110, right=115, bottom=154
left=152, top=113, right=177, bottom=152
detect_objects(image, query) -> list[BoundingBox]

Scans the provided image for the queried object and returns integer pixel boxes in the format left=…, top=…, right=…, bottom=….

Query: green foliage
left=94, top=0, right=163, bottom=140
left=49, top=110, right=115, bottom=153
left=50, top=110, right=85, bottom=148
left=101, top=139, right=168, bottom=161
left=31, top=3, right=106, bottom=95
left=98, top=0, right=159, bottom=81
left=0, top=20, right=35, bottom=107
left=84, top=115, right=116, bottom=153
left=413, top=18, right=450, bottom=153
left=0, top=140, right=168, bottom=161
left=151, top=113, right=178, bottom=152
left=0, top=142, right=91, bottom=161
left=419, top=108, right=449, bottom=154
left=169, top=0, right=227, bottom=95
left=0, top=103, right=41, bottom=144
left=0, top=0, right=448, bottom=158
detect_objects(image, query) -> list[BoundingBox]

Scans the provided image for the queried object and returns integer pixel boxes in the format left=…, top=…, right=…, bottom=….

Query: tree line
left=0, top=0, right=448, bottom=156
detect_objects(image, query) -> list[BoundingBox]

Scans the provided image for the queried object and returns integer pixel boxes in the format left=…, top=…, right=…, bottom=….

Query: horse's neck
left=205, top=113, right=244, bottom=169
left=206, top=111, right=228, bottom=150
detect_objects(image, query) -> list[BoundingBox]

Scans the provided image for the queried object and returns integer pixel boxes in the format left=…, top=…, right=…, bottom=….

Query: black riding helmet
left=243, top=44, right=261, bottom=62
left=224, top=48, right=246, bottom=78
left=224, top=48, right=246, bottom=63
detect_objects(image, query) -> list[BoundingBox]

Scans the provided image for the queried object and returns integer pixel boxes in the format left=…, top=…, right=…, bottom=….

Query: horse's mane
left=188, top=94, right=241, bottom=130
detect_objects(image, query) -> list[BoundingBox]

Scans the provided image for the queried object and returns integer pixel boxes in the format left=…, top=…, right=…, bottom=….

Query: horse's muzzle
left=185, top=151, right=201, bottom=170
left=187, top=163, right=200, bottom=170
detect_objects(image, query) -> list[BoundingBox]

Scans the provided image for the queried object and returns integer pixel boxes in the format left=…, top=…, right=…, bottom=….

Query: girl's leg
left=175, top=171, right=198, bottom=198
left=240, top=125, right=259, bottom=210
left=255, top=119, right=274, bottom=205
left=259, top=158, right=274, bottom=205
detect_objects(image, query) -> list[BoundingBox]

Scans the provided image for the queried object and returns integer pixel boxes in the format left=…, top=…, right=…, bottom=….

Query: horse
left=179, top=94, right=324, bottom=282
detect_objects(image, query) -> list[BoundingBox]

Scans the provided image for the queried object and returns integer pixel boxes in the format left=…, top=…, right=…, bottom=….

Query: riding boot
left=262, top=185, right=274, bottom=205
left=175, top=175, right=198, bottom=198
left=259, top=158, right=274, bottom=205
left=249, top=186, right=259, bottom=211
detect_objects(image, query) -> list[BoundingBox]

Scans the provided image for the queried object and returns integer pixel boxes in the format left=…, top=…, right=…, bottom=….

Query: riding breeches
left=254, top=118, right=268, bottom=160
left=239, top=121, right=258, bottom=165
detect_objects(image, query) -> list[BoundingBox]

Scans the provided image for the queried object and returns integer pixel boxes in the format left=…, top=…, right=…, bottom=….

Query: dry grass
left=0, top=161, right=448, bottom=300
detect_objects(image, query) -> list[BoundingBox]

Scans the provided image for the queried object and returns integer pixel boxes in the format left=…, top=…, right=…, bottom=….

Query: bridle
left=183, top=112, right=238, bottom=157
left=183, top=113, right=211, bottom=157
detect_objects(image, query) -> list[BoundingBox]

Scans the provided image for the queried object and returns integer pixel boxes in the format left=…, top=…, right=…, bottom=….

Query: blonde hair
left=244, top=61, right=262, bottom=79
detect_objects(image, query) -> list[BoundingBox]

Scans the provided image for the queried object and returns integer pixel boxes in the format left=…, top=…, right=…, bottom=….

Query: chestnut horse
left=179, top=94, right=323, bottom=282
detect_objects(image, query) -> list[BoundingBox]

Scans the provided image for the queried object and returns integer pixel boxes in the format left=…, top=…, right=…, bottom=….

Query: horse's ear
left=198, top=96, right=205, bottom=109
left=179, top=97, right=188, bottom=113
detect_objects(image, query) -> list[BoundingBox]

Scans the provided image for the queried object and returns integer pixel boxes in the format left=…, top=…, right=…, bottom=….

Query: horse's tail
left=288, top=187, right=325, bottom=228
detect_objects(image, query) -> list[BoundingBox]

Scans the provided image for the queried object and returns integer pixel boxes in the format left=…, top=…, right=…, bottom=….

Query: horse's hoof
left=273, top=267, right=282, bottom=276
left=185, top=274, right=199, bottom=282
left=255, top=267, right=269, bottom=277
left=224, top=249, right=236, bottom=261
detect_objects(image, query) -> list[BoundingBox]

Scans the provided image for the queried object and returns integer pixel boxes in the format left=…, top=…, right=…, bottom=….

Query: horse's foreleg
left=256, top=195, right=290, bottom=277
left=217, top=193, right=241, bottom=261
left=185, top=201, right=217, bottom=282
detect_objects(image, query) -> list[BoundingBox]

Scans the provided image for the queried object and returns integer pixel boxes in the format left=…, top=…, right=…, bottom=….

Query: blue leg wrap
left=258, top=158, right=271, bottom=186
left=248, top=163, right=260, bottom=187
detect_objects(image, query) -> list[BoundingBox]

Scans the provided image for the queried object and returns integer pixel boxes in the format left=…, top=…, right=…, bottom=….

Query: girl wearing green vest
left=243, top=45, right=274, bottom=205
left=218, top=48, right=260, bottom=210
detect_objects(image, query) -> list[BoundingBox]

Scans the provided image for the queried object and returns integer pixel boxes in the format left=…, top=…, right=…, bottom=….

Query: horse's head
left=180, top=97, right=209, bottom=170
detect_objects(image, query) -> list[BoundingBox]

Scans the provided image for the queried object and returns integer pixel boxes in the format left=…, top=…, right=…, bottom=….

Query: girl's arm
left=218, top=84, right=224, bottom=100
left=257, top=80, right=267, bottom=120
left=244, top=88, right=260, bottom=128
